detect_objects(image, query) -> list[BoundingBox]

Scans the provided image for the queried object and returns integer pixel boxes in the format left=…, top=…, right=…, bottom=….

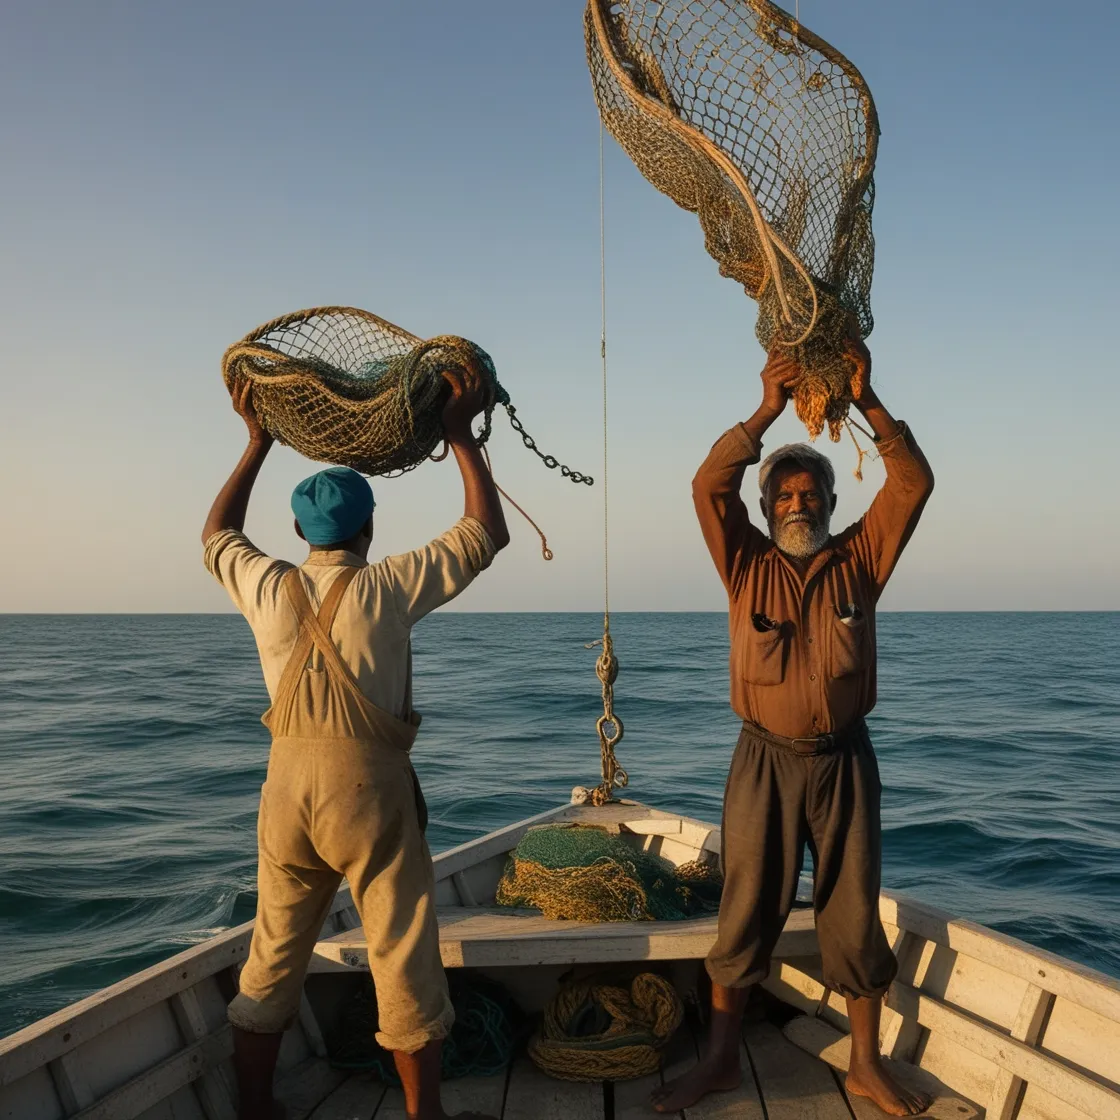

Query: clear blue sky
left=1, top=0, right=1116, bottom=611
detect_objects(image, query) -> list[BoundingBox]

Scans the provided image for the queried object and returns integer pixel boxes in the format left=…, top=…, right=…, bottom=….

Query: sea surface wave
left=1, top=612, right=1117, bottom=1038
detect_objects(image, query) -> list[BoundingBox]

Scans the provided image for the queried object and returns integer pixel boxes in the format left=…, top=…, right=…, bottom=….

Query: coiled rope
left=529, top=974, right=683, bottom=1082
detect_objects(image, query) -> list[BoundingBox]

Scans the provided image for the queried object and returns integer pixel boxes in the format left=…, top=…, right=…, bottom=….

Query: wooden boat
left=2, top=799, right=1119, bottom=1120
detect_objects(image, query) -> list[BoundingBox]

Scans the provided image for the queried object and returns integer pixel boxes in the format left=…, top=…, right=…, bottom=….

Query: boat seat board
left=312, top=906, right=817, bottom=971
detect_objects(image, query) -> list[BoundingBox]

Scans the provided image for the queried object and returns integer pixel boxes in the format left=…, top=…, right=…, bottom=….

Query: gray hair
left=758, top=443, right=836, bottom=503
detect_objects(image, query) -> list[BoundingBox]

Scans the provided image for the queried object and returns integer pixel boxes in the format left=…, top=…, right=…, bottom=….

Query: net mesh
left=222, top=306, right=592, bottom=482
left=495, top=824, right=723, bottom=922
left=585, top=0, right=879, bottom=440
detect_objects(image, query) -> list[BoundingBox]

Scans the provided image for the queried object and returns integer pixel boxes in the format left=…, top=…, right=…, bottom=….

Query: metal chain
left=504, top=404, right=594, bottom=485
left=589, top=624, right=627, bottom=806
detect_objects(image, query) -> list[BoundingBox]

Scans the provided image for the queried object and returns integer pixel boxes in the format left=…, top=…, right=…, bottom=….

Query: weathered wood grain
left=742, top=1021, right=849, bottom=1120
left=502, top=1056, right=604, bottom=1120
left=781, top=1014, right=981, bottom=1119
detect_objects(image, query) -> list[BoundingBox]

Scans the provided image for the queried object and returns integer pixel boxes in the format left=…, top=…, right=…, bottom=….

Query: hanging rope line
left=481, top=447, right=554, bottom=561
left=586, top=121, right=628, bottom=807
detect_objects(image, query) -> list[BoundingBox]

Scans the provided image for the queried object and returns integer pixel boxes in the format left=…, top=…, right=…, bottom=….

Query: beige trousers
left=227, top=567, right=453, bottom=1053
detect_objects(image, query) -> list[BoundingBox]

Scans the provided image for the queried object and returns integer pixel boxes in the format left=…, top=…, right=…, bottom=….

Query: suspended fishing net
left=222, top=306, right=592, bottom=482
left=495, top=824, right=722, bottom=922
left=585, top=0, right=879, bottom=440
left=529, top=972, right=683, bottom=1081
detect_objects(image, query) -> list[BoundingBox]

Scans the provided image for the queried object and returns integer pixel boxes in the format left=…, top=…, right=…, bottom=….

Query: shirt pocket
left=738, top=615, right=788, bottom=686
left=829, top=605, right=870, bottom=678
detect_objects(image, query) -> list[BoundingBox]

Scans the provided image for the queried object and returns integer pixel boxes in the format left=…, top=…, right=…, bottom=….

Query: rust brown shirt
left=693, top=422, right=934, bottom=738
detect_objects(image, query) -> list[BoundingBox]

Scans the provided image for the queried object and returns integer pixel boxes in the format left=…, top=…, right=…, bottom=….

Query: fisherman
left=202, top=358, right=508, bottom=1120
left=653, top=338, right=934, bottom=1117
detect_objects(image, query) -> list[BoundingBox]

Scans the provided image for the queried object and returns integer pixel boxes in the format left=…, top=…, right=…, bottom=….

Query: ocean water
left=1, top=612, right=1118, bottom=1040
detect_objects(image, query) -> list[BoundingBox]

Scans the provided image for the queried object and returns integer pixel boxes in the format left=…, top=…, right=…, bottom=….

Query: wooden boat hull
left=2, top=800, right=1118, bottom=1120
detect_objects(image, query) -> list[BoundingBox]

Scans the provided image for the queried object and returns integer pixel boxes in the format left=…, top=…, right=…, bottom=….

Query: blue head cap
left=291, top=467, right=376, bottom=546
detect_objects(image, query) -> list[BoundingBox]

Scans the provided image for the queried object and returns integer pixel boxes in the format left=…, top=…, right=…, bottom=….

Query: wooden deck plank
left=683, top=1042, right=764, bottom=1120
left=781, top=1015, right=982, bottom=1120
left=371, top=1074, right=506, bottom=1120
left=312, top=908, right=816, bottom=972
left=623, top=1016, right=699, bottom=1120
left=502, top=1055, right=604, bottom=1120
left=274, top=1057, right=349, bottom=1120
left=614, top=1066, right=664, bottom=1120
left=306, top=1074, right=386, bottom=1120
left=742, top=1021, right=850, bottom=1120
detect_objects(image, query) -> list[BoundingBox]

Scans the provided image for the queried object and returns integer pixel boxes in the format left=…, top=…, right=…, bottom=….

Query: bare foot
left=847, top=1059, right=932, bottom=1116
left=649, top=1058, right=741, bottom=1114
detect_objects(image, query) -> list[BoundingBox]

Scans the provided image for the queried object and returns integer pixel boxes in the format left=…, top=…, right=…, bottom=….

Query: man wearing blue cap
left=202, top=359, right=508, bottom=1120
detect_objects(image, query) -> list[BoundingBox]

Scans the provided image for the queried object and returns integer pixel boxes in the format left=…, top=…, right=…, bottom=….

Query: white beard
left=771, top=512, right=831, bottom=559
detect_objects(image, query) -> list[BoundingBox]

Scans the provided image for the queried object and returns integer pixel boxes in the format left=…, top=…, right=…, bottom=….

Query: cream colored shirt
left=204, top=517, right=495, bottom=719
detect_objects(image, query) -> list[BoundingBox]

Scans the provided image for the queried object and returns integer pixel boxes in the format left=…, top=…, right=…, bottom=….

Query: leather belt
left=742, top=719, right=864, bottom=756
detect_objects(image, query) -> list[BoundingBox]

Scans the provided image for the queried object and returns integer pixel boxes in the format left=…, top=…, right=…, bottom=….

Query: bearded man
left=653, top=340, right=934, bottom=1117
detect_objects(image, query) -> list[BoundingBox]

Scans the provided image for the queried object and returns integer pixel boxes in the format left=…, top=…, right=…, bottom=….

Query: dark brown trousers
left=706, top=720, right=898, bottom=998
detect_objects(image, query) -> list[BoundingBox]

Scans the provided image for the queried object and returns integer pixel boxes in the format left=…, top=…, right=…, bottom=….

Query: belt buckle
left=790, top=733, right=831, bottom=755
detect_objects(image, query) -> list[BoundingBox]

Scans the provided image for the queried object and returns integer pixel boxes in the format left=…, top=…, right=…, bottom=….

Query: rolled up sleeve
left=203, top=529, right=291, bottom=619
left=387, top=516, right=496, bottom=626
left=693, top=424, right=768, bottom=595
left=848, top=423, right=934, bottom=596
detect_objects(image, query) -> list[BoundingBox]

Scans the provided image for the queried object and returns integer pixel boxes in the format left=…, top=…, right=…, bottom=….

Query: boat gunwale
left=4, top=799, right=1120, bottom=1119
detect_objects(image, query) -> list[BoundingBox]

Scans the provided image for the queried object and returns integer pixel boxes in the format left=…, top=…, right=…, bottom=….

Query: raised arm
left=201, top=381, right=274, bottom=545
left=844, top=338, right=934, bottom=592
left=692, top=350, right=800, bottom=589
left=441, top=361, right=510, bottom=551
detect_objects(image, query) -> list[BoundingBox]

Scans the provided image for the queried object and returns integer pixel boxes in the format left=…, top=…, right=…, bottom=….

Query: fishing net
left=495, top=824, right=722, bottom=922
left=585, top=0, right=879, bottom=440
left=529, top=972, right=683, bottom=1081
left=222, top=306, right=592, bottom=482
left=327, top=973, right=526, bottom=1082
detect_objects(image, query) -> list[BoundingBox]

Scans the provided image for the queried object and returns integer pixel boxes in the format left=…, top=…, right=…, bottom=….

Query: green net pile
left=222, top=306, right=592, bottom=483
left=495, top=824, right=722, bottom=922
left=585, top=0, right=879, bottom=440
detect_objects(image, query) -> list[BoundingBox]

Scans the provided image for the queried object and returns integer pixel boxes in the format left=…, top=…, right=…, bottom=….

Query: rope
left=529, top=974, right=683, bottom=1082
left=844, top=419, right=869, bottom=482
left=585, top=0, right=880, bottom=441
left=482, top=447, right=553, bottom=560
left=587, top=121, right=627, bottom=807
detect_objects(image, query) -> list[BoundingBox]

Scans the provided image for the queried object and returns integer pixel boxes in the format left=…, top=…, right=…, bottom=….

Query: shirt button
left=809, top=674, right=817, bottom=682
left=807, top=637, right=814, bottom=644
